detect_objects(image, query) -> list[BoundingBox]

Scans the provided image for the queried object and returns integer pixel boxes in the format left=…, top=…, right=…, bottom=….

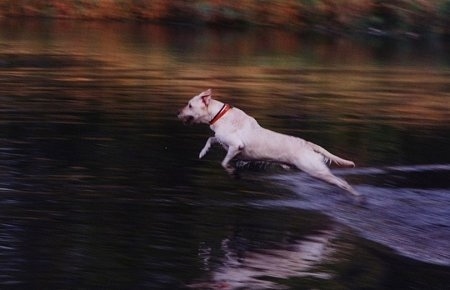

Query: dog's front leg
left=199, top=137, right=217, bottom=159
left=221, top=145, right=242, bottom=174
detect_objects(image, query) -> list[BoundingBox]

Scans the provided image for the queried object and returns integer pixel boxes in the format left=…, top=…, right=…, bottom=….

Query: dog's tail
left=308, top=142, right=355, bottom=167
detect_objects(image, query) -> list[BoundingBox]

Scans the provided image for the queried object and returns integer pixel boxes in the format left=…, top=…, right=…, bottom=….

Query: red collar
left=209, top=104, right=232, bottom=125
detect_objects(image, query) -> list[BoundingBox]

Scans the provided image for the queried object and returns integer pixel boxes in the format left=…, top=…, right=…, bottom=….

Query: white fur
left=178, top=89, right=361, bottom=197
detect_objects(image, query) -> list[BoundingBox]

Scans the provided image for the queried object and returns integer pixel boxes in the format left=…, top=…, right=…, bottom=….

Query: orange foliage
left=0, top=0, right=448, bottom=34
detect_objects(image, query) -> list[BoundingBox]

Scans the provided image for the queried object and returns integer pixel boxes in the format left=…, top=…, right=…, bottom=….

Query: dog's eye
left=189, top=104, right=192, bottom=108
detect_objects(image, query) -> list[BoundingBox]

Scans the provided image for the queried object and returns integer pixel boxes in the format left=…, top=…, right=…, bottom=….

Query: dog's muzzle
left=181, top=116, right=194, bottom=125
left=177, top=110, right=194, bottom=125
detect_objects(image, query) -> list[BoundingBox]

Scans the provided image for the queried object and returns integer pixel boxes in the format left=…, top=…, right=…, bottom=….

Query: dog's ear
left=200, top=89, right=212, bottom=107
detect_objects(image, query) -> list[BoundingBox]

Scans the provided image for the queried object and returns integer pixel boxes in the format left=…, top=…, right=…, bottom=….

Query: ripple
left=266, top=165, right=450, bottom=266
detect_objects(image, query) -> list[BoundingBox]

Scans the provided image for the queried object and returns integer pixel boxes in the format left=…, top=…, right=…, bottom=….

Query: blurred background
left=1, top=0, right=450, bottom=36
left=0, top=1, right=449, bottom=289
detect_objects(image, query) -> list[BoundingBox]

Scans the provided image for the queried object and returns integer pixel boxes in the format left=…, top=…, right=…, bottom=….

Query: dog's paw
left=223, top=165, right=237, bottom=175
left=354, top=194, right=367, bottom=207
left=199, top=150, right=207, bottom=159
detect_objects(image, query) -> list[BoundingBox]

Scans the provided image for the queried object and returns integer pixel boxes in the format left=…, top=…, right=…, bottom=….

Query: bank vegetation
left=1, top=0, right=450, bottom=36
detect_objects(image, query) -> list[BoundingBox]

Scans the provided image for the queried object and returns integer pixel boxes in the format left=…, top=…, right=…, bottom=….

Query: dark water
left=0, top=19, right=449, bottom=289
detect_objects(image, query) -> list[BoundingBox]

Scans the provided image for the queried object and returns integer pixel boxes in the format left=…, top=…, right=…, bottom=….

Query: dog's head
left=177, top=89, right=212, bottom=125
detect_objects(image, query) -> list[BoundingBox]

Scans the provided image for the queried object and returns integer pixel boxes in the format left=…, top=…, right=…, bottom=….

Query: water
left=0, top=19, right=449, bottom=289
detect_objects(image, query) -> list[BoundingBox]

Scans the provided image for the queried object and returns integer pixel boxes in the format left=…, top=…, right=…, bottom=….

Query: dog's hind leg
left=310, top=170, right=360, bottom=197
left=294, top=155, right=361, bottom=198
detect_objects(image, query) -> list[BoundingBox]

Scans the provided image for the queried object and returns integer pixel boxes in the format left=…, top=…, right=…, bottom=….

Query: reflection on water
left=0, top=19, right=449, bottom=288
left=190, top=228, right=338, bottom=289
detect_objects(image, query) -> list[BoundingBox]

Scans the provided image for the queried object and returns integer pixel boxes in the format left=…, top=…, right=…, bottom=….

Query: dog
left=178, top=89, right=361, bottom=199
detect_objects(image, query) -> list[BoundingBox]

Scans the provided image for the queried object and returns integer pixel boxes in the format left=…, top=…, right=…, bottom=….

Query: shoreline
left=0, top=0, right=449, bottom=37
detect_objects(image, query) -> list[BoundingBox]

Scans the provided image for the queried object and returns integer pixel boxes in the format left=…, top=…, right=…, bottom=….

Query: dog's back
left=179, top=89, right=361, bottom=199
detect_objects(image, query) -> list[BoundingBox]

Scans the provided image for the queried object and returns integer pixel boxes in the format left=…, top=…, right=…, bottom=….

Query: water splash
left=259, top=164, right=450, bottom=266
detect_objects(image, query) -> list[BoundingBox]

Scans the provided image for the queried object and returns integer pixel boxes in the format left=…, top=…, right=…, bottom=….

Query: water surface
left=0, top=19, right=449, bottom=289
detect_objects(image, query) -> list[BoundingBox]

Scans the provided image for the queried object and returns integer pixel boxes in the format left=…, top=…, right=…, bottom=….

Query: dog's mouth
left=180, top=115, right=194, bottom=125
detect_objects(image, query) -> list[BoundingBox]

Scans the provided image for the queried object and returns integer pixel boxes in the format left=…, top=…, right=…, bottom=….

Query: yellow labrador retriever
left=178, top=89, right=361, bottom=199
